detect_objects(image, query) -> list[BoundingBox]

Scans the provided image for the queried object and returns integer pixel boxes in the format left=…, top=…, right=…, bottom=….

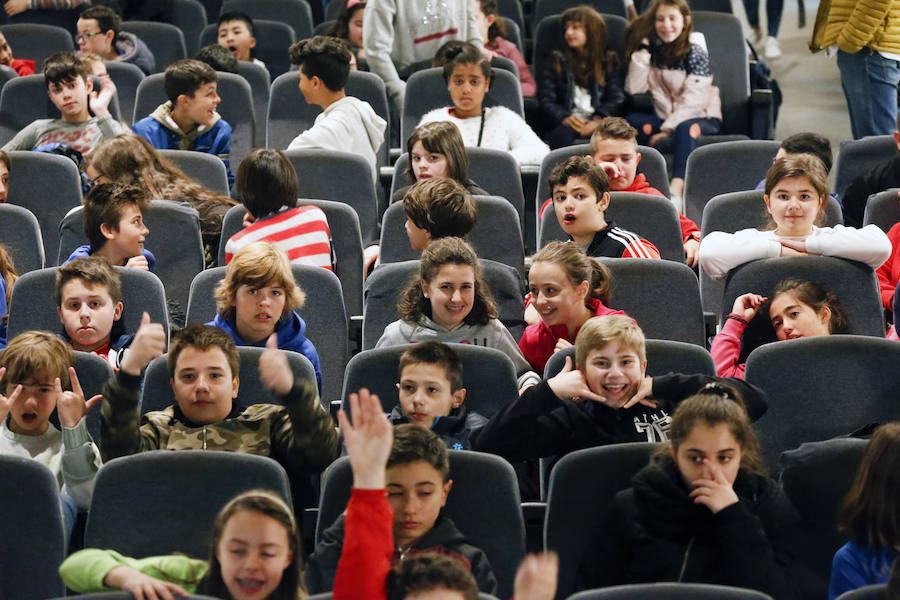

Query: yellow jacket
left=811, top=0, right=900, bottom=54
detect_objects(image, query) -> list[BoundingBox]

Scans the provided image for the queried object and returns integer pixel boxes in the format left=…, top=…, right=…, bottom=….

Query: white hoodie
left=287, top=96, right=386, bottom=182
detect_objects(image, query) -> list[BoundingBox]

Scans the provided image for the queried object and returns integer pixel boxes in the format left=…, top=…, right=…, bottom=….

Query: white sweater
left=0, top=418, right=101, bottom=509
left=287, top=96, right=386, bottom=183
left=699, top=225, right=893, bottom=280
left=418, top=106, right=550, bottom=166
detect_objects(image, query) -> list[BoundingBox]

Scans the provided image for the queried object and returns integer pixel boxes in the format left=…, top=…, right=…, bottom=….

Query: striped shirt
left=585, top=223, right=661, bottom=259
left=225, top=206, right=334, bottom=270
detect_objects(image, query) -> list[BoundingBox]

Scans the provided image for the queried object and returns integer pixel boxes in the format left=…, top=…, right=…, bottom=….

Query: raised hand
left=688, top=458, right=739, bottom=514
left=88, top=73, right=117, bottom=119
left=4, top=0, right=28, bottom=16
left=546, top=356, right=607, bottom=404
left=514, top=553, right=559, bottom=600
left=0, top=367, right=22, bottom=425
left=622, top=376, right=657, bottom=409
left=120, top=312, right=166, bottom=376
left=339, top=388, right=392, bottom=489
left=104, top=565, right=189, bottom=600
left=56, top=367, right=103, bottom=429
left=259, top=334, right=293, bottom=396
left=730, top=293, right=767, bottom=322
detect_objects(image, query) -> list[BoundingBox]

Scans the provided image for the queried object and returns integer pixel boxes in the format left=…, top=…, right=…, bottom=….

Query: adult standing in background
left=743, top=0, right=783, bottom=58
left=811, top=0, right=900, bottom=139
left=363, top=0, right=482, bottom=109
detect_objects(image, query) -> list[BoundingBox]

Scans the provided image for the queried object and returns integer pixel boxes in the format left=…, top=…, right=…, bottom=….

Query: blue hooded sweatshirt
left=65, top=246, right=156, bottom=272
left=209, top=311, right=322, bottom=395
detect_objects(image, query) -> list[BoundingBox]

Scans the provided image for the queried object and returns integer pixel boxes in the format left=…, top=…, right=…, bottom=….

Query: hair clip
left=703, top=382, right=733, bottom=400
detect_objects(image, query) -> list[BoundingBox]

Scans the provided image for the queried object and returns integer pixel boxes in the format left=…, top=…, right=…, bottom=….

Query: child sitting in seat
left=0, top=330, right=102, bottom=535
left=478, top=314, right=768, bottom=462
left=376, top=237, right=539, bottom=392
left=225, top=148, right=332, bottom=270
left=65, top=182, right=155, bottom=271
left=0, top=243, right=17, bottom=348
left=402, top=177, right=478, bottom=251
left=419, top=44, right=549, bottom=166
left=699, top=155, right=891, bottom=281
left=0, top=31, right=34, bottom=75
left=217, top=11, right=265, bottom=68
left=55, top=257, right=134, bottom=369
left=305, top=421, right=498, bottom=594
left=476, top=0, right=535, bottom=97
left=210, top=241, right=322, bottom=395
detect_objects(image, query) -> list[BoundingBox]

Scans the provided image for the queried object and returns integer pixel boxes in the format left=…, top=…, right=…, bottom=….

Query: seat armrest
left=749, top=88, right=774, bottom=140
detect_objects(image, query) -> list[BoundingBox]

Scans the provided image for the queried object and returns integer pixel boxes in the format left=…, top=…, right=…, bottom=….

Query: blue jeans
left=742, top=0, right=783, bottom=37
left=837, top=48, right=900, bottom=139
left=626, top=113, right=722, bottom=179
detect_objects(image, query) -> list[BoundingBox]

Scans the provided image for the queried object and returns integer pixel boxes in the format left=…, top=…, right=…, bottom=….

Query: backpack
left=747, top=41, right=783, bottom=128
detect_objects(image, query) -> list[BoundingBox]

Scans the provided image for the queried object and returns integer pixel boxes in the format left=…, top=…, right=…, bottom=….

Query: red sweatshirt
left=876, top=222, right=900, bottom=310
left=333, top=488, right=394, bottom=600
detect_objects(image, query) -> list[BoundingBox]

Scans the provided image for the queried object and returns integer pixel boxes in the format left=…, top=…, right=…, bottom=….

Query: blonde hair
left=575, top=315, right=645, bottom=371
left=214, top=242, right=305, bottom=322
left=0, top=331, right=72, bottom=388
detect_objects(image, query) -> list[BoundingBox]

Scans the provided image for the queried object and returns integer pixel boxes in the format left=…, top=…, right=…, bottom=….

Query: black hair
left=288, top=36, right=351, bottom=92
left=218, top=11, right=255, bottom=37
left=194, top=44, right=239, bottom=74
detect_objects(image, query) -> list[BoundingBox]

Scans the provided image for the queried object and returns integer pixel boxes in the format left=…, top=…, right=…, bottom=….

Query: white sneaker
left=764, top=36, right=782, bottom=59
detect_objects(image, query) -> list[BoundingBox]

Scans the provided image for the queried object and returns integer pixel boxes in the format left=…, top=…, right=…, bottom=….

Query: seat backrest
left=746, top=336, right=900, bottom=468
left=236, top=60, right=271, bottom=147
left=267, top=70, right=390, bottom=168
left=198, top=0, right=222, bottom=22
left=56, top=594, right=222, bottom=600
left=497, top=0, right=525, bottom=34
left=0, top=64, right=16, bottom=93
left=401, top=67, right=524, bottom=145
left=699, top=190, right=843, bottom=316
left=379, top=195, right=525, bottom=274
left=689, top=0, right=734, bottom=11
left=318, top=452, right=525, bottom=598
left=185, top=265, right=348, bottom=403
left=141, top=346, right=319, bottom=413
left=0, top=456, right=66, bottom=600
left=599, top=258, right=706, bottom=345
left=134, top=71, right=255, bottom=167
left=533, top=0, right=627, bottom=27
left=7, top=265, right=169, bottom=343
left=66, top=350, right=115, bottom=443
left=833, top=136, right=898, bottom=200
left=683, top=139, right=781, bottom=224
left=85, top=451, right=291, bottom=558
left=341, top=344, right=518, bottom=418
left=778, top=437, right=869, bottom=583
left=200, top=20, right=296, bottom=79
left=863, top=188, right=900, bottom=231
left=58, top=201, right=204, bottom=316
left=500, top=17, right=523, bottom=52
left=0, top=23, right=74, bottom=72
left=104, top=59, right=145, bottom=127
left=567, top=584, right=774, bottom=599
left=720, top=256, right=885, bottom=336
left=120, top=21, right=184, bottom=73
left=535, top=143, right=670, bottom=212
left=691, top=12, right=750, bottom=135
left=171, top=0, right=207, bottom=56
left=544, top=443, right=654, bottom=598
left=0, top=74, right=55, bottom=144
left=543, top=339, right=715, bottom=379
left=0, top=203, right=44, bottom=274
left=539, top=192, right=685, bottom=263
left=158, top=148, right=230, bottom=195
left=221, top=0, right=312, bottom=40
left=533, top=14, right=628, bottom=72
left=835, top=585, right=890, bottom=600
left=284, top=148, right=379, bottom=243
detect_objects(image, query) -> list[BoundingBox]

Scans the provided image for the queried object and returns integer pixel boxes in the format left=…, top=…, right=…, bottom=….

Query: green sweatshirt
left=59, top=549, right=208, bottom=593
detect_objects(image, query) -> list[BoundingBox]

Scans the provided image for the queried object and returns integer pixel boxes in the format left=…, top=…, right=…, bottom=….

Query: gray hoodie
left=376, top=315, right=540, bottom=390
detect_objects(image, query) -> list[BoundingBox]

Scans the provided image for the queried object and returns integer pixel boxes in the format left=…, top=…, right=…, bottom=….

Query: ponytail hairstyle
left=405, top=121, right=470, bottom=183
left=624, top=0, right=693, bottom=67
left=397, top=237, right=498, bottom=325
left=440, top=43, right=492, bottom=83
left=654, top=383, right=766, bottom=477
left=770, top=279, right=848, bottom=334
left=0, top=243, right=17, bottom=307
left=198, top=489, right=307, bottom=600
left=478, top=0, right=507, bottom=42
left=837, top=422, right=900, bottom=549
left=558, top=5, right=614, bottom=86
left=531, top=241, right=612, bottom=306
left=763, top=154, right=830, bottom=229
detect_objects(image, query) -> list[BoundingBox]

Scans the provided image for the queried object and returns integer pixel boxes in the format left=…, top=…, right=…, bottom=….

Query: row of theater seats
left=1, top=431, right=885, bottom=599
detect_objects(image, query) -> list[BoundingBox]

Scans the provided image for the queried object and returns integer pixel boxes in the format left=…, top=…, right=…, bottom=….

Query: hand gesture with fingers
left=622, top=376, right=657, bottom=409
left=104, top=565, right=189, bottom=600
left=689, top=458, right=739, bottom=514
left=88, top=74, right=117, bottom=119
left=0, top=367, right=22, bottom=425
left=562, top=115, right=586, bottom=132
left=120, top=312, right=166, bottom=376
left=546, top=356, right=607, bottom=404
left=339, top=388, right=392, bottom=489
left=731, top=293, right=767, bottom=322
left=56, top=367, right=102, bottom=429
left=514, top=553, right=559, bottom=600
left=259, top=334, right=293, bottom=395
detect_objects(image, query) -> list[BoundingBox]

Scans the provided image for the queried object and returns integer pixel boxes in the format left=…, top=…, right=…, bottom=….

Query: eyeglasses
left=75, top=31, right=104, bottom=43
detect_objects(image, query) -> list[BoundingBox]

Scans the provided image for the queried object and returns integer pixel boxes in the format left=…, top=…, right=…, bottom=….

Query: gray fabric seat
left=379, top=195, right=525, bottom=275
left=184, top=264, right=348, bottom=404
left=833, top=135, right=898, bottom=200
left=120, top=21, right=185, bottom=73
left=543, top=339, right=715, bottom=380
left=84, top=450, right=291, bottom=559
left=532, top=0, right=627, bottom=27
left=104, top=60, right=145, bottom=127
left=170, top=0, right=207, bottom=56
left=745, top=336, right=900, bottom=468
left=158, top=148, right=230, bottom=195
left=862, top=187, right=900, bottom=231
left=67, top=351, right=115, bottom=443
left=835, top=585, right=889, bottom=600
left=567, top=584, right=774, bottom=600
left=236, top=60, right=271, bottom=146
left=58, top=200, right=204, bottom=318
left=220, top=0, right=312, bottom=41
left=317, top=451, right=525, bottom=598
left=0, top=455, right=67, bottom=600
left=0, top=23, right=73, bottom=72
left=0, top=203, right=44, bottom=274
left=7, top=265, right=169, bottom=343
left=200, top=20, right=296, bottom=79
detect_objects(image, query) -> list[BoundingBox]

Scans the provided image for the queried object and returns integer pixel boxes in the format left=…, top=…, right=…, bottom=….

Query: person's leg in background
left=669, top=117, right=721, bottom=199
left=837, top=48, right=900, bottom=139
left=742, top=0, right=762, bottom=44
left=626, top=112, right=664, bottom=146
left=763, top=0, right=783, bottom=58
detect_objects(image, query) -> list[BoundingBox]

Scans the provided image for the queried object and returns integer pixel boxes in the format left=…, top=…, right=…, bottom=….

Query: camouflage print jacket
left=100, top=371, right=339, bottom=473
